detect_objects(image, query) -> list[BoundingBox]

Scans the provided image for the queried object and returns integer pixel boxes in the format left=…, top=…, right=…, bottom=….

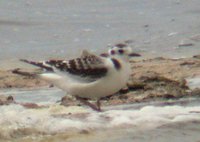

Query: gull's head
left=108, top=43, right=141, bottom=59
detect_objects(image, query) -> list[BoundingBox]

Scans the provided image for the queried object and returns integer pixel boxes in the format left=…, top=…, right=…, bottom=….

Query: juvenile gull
left=13, top=43, right=140, bottom=111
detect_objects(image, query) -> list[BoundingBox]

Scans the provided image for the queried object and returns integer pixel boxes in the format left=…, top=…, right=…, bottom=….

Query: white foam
left=0, top=102, right=200, bottom=139
left=186, top=77, right=200, bottom=89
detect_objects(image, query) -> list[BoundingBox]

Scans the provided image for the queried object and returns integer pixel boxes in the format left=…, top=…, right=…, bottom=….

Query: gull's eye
left=111, top=50, right=115, bottom=55
left=118, top=49, right=124, bottom=54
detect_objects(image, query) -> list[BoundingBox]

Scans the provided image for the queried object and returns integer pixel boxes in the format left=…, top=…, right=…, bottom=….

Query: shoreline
left=0, top=55, right=199, bottom=107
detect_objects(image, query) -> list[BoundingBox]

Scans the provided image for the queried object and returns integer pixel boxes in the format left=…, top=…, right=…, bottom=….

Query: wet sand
left=0, top=0, right=200, bottom=141
left=0, top=97, right=200, bottom=142
left=0, top=57, right=199, bottom=142
left=0, top=56, right=199, bottom=106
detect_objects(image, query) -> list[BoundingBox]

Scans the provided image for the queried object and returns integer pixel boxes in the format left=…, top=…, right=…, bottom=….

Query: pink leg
left=75, top=96, right=101, bottom=112
left=96, top=99, right=101, bottom=111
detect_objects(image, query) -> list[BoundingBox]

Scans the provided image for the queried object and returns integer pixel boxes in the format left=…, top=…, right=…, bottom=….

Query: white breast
left=67, top=58, right=131, bottom=99
left=40, top=57, right=131, bottom=100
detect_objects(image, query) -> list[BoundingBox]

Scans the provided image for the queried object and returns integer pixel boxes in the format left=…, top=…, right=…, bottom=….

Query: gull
left=13, top=43, right=140, bottom=111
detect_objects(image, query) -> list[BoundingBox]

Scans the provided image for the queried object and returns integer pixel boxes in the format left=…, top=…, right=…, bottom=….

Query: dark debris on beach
left=0, top=56, right=200, bottom=107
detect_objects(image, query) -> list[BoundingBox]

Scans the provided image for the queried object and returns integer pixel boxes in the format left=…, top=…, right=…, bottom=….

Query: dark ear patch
left=118, top=49, right=124, bottom=54
left=111, top=58, right=121, bottom=70
left=115, top=43, right=127, bottom=48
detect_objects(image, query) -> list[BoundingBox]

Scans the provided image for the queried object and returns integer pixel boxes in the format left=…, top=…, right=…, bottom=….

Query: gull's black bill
left=129, top=52, right=141, bottom=57
left=100, top=53, right=109, bottom=57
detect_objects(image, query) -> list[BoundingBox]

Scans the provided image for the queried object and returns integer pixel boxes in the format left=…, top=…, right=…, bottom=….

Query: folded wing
left=20, top=50, right=108, bottom=79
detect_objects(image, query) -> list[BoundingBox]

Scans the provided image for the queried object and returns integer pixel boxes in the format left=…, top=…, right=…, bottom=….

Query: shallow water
left=187, top=77, right=200, bottom=90
left=1, top=0, right=200, bottom=69
left=1, top=88, right=64, bottom=105
left=1, top=0, right=200, bottom=141
left=0, top=89, right=200, bottom=142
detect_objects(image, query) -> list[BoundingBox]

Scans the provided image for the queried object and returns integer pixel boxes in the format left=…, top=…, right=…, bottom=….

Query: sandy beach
left=0, top=55, right=200, bottom=106
left=0, top=0, right=200, bottom=141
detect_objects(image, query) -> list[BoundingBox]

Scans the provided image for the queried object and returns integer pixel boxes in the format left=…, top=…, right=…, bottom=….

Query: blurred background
left=0, top=0, right=200, bottom=68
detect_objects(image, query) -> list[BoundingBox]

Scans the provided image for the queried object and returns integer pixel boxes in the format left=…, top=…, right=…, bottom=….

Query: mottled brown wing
left=46, top=53, right=108, bottom=79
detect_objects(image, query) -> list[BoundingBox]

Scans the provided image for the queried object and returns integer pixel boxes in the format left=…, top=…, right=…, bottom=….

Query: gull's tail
left=13, top=59, right=63, bottom=84
left=12, top=59, right=53, bottom=77
left=20, top=59, right=53, bottom=71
